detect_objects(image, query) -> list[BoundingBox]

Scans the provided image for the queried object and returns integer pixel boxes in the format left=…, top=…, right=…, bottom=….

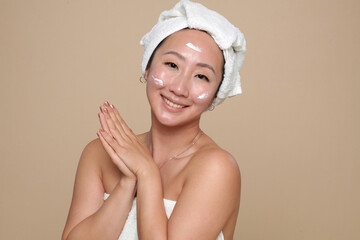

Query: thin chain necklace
left=146, top=130, right=204, bottom=169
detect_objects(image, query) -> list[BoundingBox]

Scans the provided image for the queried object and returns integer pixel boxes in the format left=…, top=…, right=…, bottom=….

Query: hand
left=97, top=102, right=154, bottom=180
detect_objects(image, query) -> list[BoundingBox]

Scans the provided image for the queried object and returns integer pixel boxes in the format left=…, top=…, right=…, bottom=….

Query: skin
left=197, top=92, right=210, bottom=99
left=186, top=42, right=202, bottom=52
left=152, top=75, right=164, bottom=86
left=62, top=29, right=241, bottom=240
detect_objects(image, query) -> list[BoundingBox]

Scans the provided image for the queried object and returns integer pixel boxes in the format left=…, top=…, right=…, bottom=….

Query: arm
left=136, top=149, right=241, bottom=240
left=62, top=139, right=136, bottom=240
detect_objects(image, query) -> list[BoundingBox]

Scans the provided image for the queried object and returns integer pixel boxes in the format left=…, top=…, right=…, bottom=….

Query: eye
left=165, top=62, right=178, bottom=69
left=196, top=74, right=209, bottom=82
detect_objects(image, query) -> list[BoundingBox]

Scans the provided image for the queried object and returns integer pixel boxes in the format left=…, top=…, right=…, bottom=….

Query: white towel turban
left=140, top=0, right=246, bottom=107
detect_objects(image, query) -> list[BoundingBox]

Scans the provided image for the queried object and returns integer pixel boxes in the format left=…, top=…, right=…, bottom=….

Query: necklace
left=146, top=130, right=204, bottom=169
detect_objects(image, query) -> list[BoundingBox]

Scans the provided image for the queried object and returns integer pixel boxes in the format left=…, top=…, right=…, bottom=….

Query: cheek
left=191, top=84, right=214, bottom=104
left=197, top=92, right=210, bottom=100
left=148, top=68, right=171, bottom=89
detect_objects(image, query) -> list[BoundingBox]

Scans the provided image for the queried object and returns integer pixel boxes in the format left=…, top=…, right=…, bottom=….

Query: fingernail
left=103, top=107, right=108, bottom=113
left=110, top=104, right=114, bottom=109
left=105, top=101, right=109, bottom=106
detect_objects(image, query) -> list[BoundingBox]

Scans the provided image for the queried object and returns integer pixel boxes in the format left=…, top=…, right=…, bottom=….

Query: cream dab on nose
left=186, top=43, right=202, bottom=52
left=197, top=92, right=209, bottom=100
left=152, top=75, right=164, bottom=86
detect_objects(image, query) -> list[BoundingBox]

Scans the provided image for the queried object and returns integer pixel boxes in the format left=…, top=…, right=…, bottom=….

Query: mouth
left=162, top=96, right=187, bottom=109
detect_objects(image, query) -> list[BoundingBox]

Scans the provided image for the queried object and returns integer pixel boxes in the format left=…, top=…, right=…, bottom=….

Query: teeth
left=163, top=97, right=185, bottom=109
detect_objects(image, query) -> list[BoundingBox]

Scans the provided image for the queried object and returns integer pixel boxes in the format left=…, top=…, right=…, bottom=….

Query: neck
left=147, top=113, right=202, bottom=167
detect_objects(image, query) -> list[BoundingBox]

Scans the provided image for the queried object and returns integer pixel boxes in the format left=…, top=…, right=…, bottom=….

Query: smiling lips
left=162, top=96, right=187, bottom=109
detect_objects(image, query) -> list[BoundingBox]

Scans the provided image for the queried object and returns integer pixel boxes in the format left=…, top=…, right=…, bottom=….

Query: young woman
left=62, top=1, right=246, bottom=239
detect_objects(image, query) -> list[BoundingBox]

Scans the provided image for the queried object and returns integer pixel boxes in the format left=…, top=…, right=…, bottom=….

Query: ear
left=144, top=68, right=149, bottom=81
left=206, top=97, right=216, bottom=109
left=208, top=94, right=217, bottom=107
left=207, top=99, right=216, bottom=111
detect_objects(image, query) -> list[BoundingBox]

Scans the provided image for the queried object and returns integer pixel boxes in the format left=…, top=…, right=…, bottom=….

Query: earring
left=139, top=75, right=147, bottom=83
left=208, top=104, right=215, bottom=111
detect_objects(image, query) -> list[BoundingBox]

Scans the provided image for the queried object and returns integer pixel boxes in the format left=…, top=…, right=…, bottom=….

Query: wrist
left=137, top=162, right=160, bottom=181
left=118, top=177, right=137, bottom=193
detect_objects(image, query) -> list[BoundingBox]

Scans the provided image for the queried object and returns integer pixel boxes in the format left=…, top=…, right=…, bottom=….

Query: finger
left=101, top=104, right=122, bottom=134
left=101, top=105, right=126, bottom=141
left=98, top=108, right=111, bottom=134
left=98, top=128, right=132, bottom=170
left=109, top=103, right=136, bottom=140
left=97, top=130, right=120, bottom=161
left=99, top=126, right=128, bottom=163
left=103, top=103, right=139, bottom=151
left=97, top=130, right=134, bottom=177
left=104, top=103, right=130, bottom=139
left=105, top=102, right=119, bottom=125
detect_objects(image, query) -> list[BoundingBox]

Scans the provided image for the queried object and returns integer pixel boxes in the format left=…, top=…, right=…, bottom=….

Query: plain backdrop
left=0, top=0, right=359, bottom=239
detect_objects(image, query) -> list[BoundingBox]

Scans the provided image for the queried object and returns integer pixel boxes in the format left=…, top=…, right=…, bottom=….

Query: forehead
left=157, top=29, right=224, bottom=64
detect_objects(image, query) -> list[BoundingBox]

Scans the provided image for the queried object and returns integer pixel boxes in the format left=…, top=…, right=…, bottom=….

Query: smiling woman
left=62, top=0, right=246, bottom=239
left=145, top=29, right=224, bottom=127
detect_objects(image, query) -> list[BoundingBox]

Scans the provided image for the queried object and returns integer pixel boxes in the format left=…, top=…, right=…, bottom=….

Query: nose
left=168, top=73, right=190, bottom=98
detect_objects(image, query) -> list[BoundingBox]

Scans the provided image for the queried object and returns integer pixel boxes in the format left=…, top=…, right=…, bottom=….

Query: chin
left=153, top=108, right=204, bottom=128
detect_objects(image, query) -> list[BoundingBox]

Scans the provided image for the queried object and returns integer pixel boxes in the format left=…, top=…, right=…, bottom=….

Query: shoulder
left=190, top=145, right=240, bottom=179
left=186, top=145, right=241, bottom=193
left=77, top=138, right=111, bottom=177
left=81, top=138, right=108, bottom=159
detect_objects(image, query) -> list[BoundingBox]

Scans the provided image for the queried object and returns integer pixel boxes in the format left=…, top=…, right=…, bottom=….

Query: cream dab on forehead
left=186, top=42, right=202, bottom=52
left=152, top=75, right=164, bottom=86
left=197, top=92, right=210, bottom=100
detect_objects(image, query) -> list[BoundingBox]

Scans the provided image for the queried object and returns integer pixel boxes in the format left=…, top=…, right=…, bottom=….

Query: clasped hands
left=97, top=101, right=154, bottom=182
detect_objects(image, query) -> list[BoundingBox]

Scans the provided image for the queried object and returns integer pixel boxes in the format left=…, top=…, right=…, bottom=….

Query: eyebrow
left=163, top=51, right=216, bottom=75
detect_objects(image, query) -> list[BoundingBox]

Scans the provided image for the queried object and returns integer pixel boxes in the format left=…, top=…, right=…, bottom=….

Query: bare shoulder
left=187, top=143, right=241, bottom=184
left=81, top=138, right=109, bottom=163
left=183, top=141, right=241, bottom=209
left=79, top=138, right=117, bottom=173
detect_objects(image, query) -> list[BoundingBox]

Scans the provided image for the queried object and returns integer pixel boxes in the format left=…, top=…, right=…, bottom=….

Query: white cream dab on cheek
left=186, top=42, right=202, bottom=52
left=197, top=92, right=209, bottom=100
left=152, top=75, right=164, bottom=86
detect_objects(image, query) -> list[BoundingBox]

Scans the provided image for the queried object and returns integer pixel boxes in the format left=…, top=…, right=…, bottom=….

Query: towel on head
left=140, top=0, right=246, bottom=107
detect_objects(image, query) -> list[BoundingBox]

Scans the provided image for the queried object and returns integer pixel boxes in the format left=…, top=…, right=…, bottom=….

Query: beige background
left=1, top=0, right=359, bottom=239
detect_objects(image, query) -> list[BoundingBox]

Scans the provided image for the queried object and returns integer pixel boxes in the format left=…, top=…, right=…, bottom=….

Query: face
left=145, top=29, right=224, bottom=127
